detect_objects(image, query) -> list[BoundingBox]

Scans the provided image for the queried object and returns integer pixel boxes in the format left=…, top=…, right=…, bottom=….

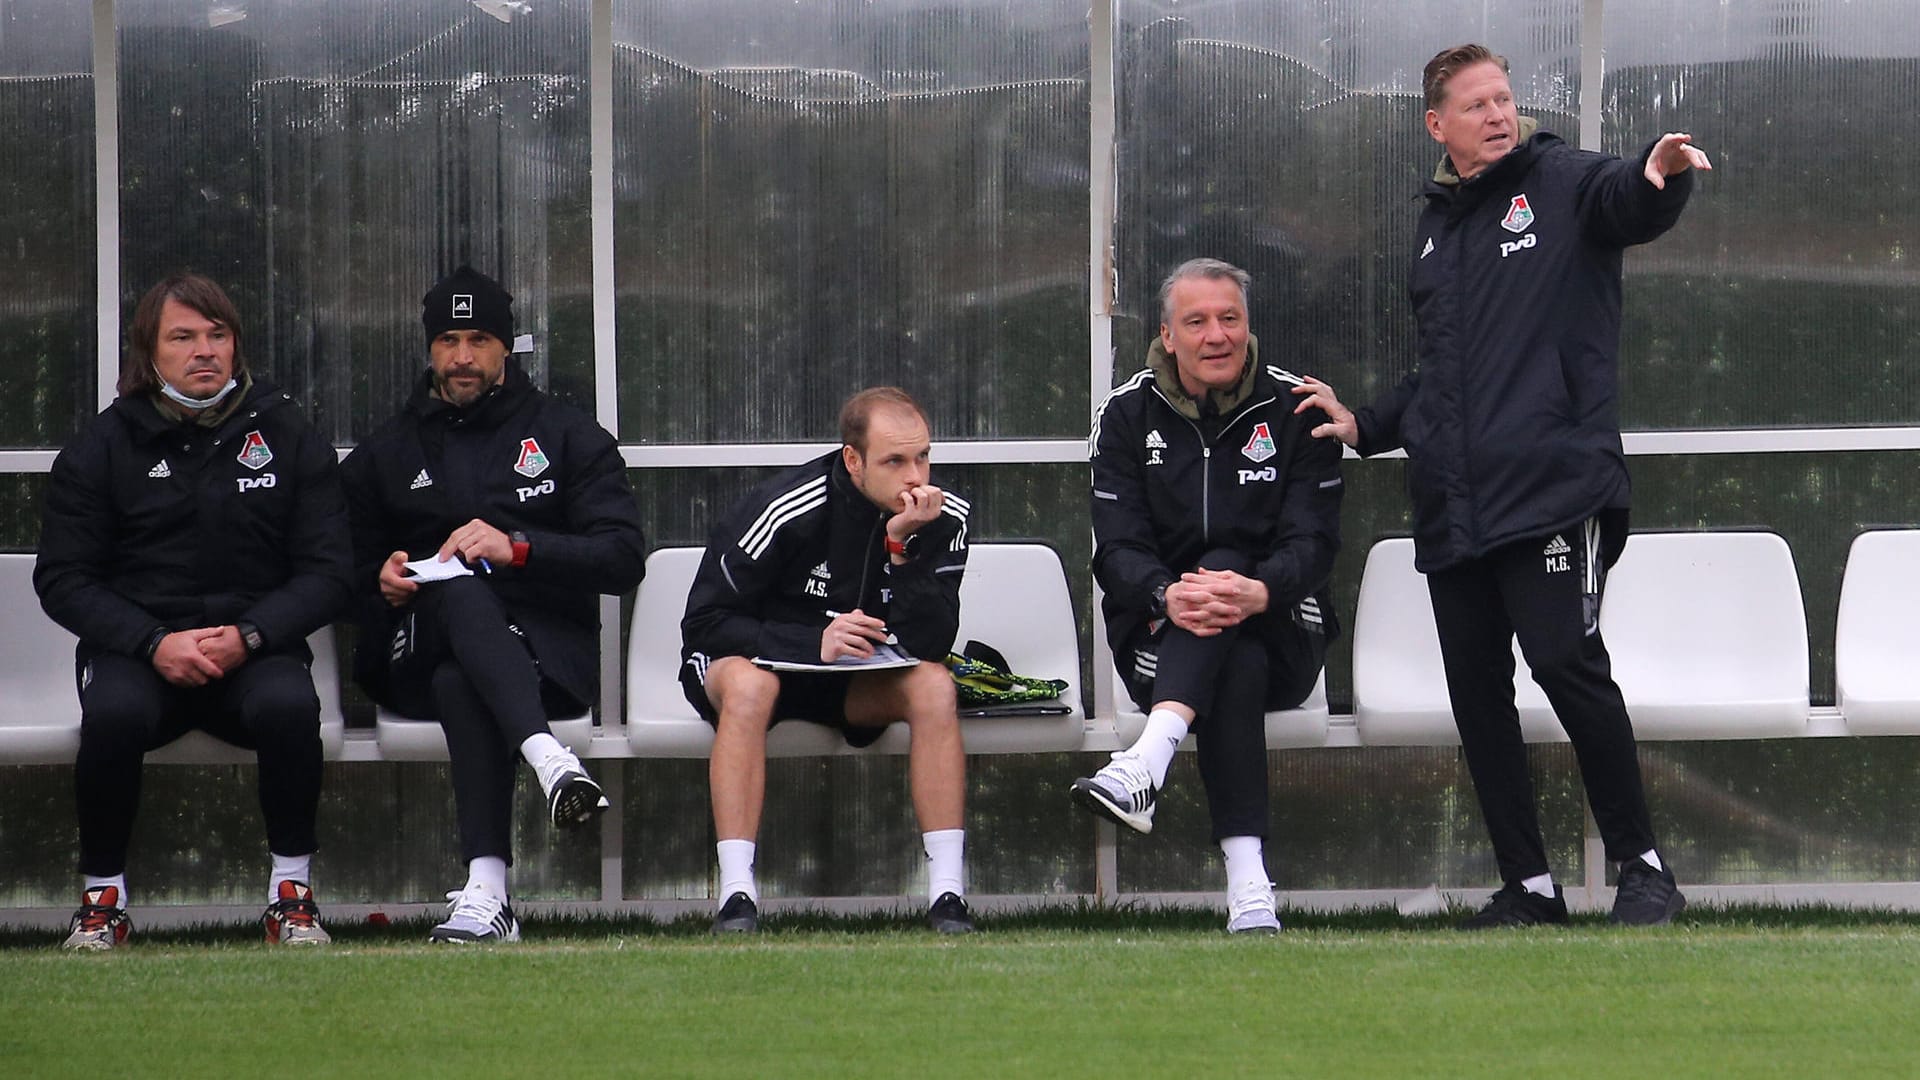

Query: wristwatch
left=509, top=530, right=530, bottom=568
left=1150, top=582, right=1169, bottom=616
left=885, top=533, right=921, bottom=559
left=236, top=620, right=265, bottom=655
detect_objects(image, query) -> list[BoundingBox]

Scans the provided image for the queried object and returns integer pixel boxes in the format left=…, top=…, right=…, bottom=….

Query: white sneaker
left=532, top=747, right=610, bottom=828
left=1227, top=878, right=1280, bottom=935
left=1069, top=750, right=1157, bottom=834
left=429, top=882, right=521, bottom=944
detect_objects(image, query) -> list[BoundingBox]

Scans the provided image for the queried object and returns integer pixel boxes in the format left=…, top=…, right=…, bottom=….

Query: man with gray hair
left=1072, top=258, right=1343, bottom=933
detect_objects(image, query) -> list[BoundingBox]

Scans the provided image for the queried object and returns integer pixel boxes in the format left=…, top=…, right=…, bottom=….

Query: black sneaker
left=928, top=891, right=975, bottom=934
left=1457, top=882, right=1570, bottom=930
left=712, top=891, right=759, bottom=934
left=1610, top=858, right=1686, bottom=925
left=543, top=767, right=611, bottom=830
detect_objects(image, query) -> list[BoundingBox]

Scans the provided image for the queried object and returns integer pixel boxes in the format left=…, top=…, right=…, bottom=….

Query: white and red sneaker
left=262, top=880, right=332, bottom=945
left=63, top=886, right=131, bottom=951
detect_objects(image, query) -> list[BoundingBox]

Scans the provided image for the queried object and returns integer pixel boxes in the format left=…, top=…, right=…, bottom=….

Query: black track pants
left=383, top=578, right=576, bottom=865
left=1117, top=548, right=1326, bottom=843
left=1426, top=511, right=1657, bottom=884
left=76, top=652, right=323, bottom=876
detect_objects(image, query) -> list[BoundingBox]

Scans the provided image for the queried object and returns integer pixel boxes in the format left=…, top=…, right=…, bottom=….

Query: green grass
left=5, top=908, right=1920, bottom=1078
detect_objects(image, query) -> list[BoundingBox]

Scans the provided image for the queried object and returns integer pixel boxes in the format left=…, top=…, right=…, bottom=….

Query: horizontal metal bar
left=0, top=450, right=58, bottom=472
left=617, top=439, right=1090, bottom=468
left=6, top=426, right=1920, bottom=479
left=1621, top=427, right=1920, bottom=455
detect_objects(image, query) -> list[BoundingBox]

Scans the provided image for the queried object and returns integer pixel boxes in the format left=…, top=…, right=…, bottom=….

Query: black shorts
left=680, top=653, right=883, bottom=748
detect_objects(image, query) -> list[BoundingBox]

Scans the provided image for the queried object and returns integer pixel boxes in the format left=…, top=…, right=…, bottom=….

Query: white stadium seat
left=1834, top=529, right=1920, bottom=735
left=1350, top=538, right=1557, bottom=746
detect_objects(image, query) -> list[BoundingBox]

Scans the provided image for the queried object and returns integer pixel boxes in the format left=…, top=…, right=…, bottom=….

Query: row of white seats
left=1111, top=529, right=1918, bottom=749
left=3, top=530, right=1917, bottom=764
left=0, top=543, right=1088, bottom=765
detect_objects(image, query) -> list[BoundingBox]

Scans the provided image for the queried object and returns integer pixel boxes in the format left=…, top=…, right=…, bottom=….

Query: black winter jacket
left=1091, top=346, right=1343, bottom=657
left=35, top=381, right=351, bottom=663
left=1356, top=131, right=1693, bottom=572
left=340, top=360, right=646, bottom=708
left=682, top=451, right=969, bottom=666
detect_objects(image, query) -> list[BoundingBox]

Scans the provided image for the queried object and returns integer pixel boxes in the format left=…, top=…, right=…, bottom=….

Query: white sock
left=923, top=829, right=965, bottom=903
left=465, top=855, right=509, bottom=899
left=84, top=873, right=127, bottom=906
left=1638, top=848, right=1663, bottom=872
left=269, top=852, right=312, bottom=902
left=1133, top=708, right=1190, bottom=789
left=520, top=731, right=571, bottom=780
left=717, top=839, right=758, bottom=906
left=1220, top=835, right=1269, bottom=895
left=1522, top=871, right=1557, bottom=898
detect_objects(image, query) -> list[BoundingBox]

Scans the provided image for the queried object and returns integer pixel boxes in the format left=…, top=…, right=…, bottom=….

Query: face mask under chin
left=157, top=375, right=239, bottom=411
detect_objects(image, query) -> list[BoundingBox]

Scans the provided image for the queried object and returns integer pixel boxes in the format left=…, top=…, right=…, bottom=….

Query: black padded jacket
left=1355, top=130, right=1693, bottom=572
left=35, top=381, right=351, bottom=663
left=340, top=359, right=646, bottom=708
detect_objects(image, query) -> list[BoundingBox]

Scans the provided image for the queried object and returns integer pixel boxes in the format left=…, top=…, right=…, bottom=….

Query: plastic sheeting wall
left=0, top=0, right=94, bottom=451
left=612, top=0, right=1090, bottom=443
left=116, top=0, right=594, bottom=442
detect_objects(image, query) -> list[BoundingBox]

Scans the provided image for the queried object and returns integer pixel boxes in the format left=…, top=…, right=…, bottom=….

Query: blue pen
left=476, top=558, right=493, bottom=575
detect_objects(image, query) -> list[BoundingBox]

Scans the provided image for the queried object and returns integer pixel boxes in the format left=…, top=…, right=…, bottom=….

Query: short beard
left=434, top=373, right=488, bottom=408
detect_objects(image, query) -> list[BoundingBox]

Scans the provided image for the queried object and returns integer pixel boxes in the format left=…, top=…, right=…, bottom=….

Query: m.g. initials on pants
left=1543, top=534, right=1572, bottom=573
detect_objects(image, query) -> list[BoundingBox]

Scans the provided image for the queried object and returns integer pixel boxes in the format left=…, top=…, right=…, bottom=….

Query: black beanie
left=422, top=265, right=515, bottom=347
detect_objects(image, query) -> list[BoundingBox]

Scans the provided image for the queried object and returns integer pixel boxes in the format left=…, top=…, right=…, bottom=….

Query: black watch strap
left=236, top=620, right=265, bottom=655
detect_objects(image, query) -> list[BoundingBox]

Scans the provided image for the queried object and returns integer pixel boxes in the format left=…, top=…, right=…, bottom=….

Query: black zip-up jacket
left=1355, top=130, right=1694, bottom=573
left=1091, top=347, right=1343, bottom=657
left=35, top=381, right=351, bottom=663
left=340, top=359, right=646, bottom=707
left=682, top=450, right=969, bottom=666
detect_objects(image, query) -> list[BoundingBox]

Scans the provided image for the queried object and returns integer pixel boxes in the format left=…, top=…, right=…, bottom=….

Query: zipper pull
left=1203, top=447, right=1211, bottom=458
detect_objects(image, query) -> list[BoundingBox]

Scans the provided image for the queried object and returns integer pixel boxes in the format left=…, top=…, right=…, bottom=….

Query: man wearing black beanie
left=342, top=265, right=646, bottom=943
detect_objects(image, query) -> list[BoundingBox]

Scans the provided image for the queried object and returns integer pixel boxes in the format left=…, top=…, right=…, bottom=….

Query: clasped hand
left=151, top=625, right=248, bottom=687
left=1166, top=568, right=1268, bottom=637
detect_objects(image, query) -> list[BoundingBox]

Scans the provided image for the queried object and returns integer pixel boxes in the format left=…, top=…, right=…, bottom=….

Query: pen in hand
left=826, top=609, right=897, bottom=646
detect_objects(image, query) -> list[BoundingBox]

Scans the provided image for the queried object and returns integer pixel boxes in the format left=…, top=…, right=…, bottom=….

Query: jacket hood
left=1145, top=333, right=1262, bottom=421
left=1432, top=114, right=1543, bottom=187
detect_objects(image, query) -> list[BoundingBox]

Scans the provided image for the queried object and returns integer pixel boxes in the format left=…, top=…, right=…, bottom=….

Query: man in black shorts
left=680, top=387, right=973, bottom=934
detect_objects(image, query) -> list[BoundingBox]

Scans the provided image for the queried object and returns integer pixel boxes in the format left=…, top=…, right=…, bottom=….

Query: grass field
left=5, top=907, right=1919, bottom=1078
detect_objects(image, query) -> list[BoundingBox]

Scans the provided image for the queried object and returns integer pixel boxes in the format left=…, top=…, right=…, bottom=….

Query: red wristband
left=885, top=535, right=908, bottom=557
left=509, top=532, right=530, bottom=568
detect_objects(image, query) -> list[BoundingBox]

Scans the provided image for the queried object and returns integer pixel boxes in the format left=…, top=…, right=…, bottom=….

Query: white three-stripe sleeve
left=738, top=476, right=827, bottom=560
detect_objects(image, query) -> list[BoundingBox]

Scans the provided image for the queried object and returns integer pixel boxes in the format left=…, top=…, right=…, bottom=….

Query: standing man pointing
left=1293, top=44, right=1710, bottom=928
